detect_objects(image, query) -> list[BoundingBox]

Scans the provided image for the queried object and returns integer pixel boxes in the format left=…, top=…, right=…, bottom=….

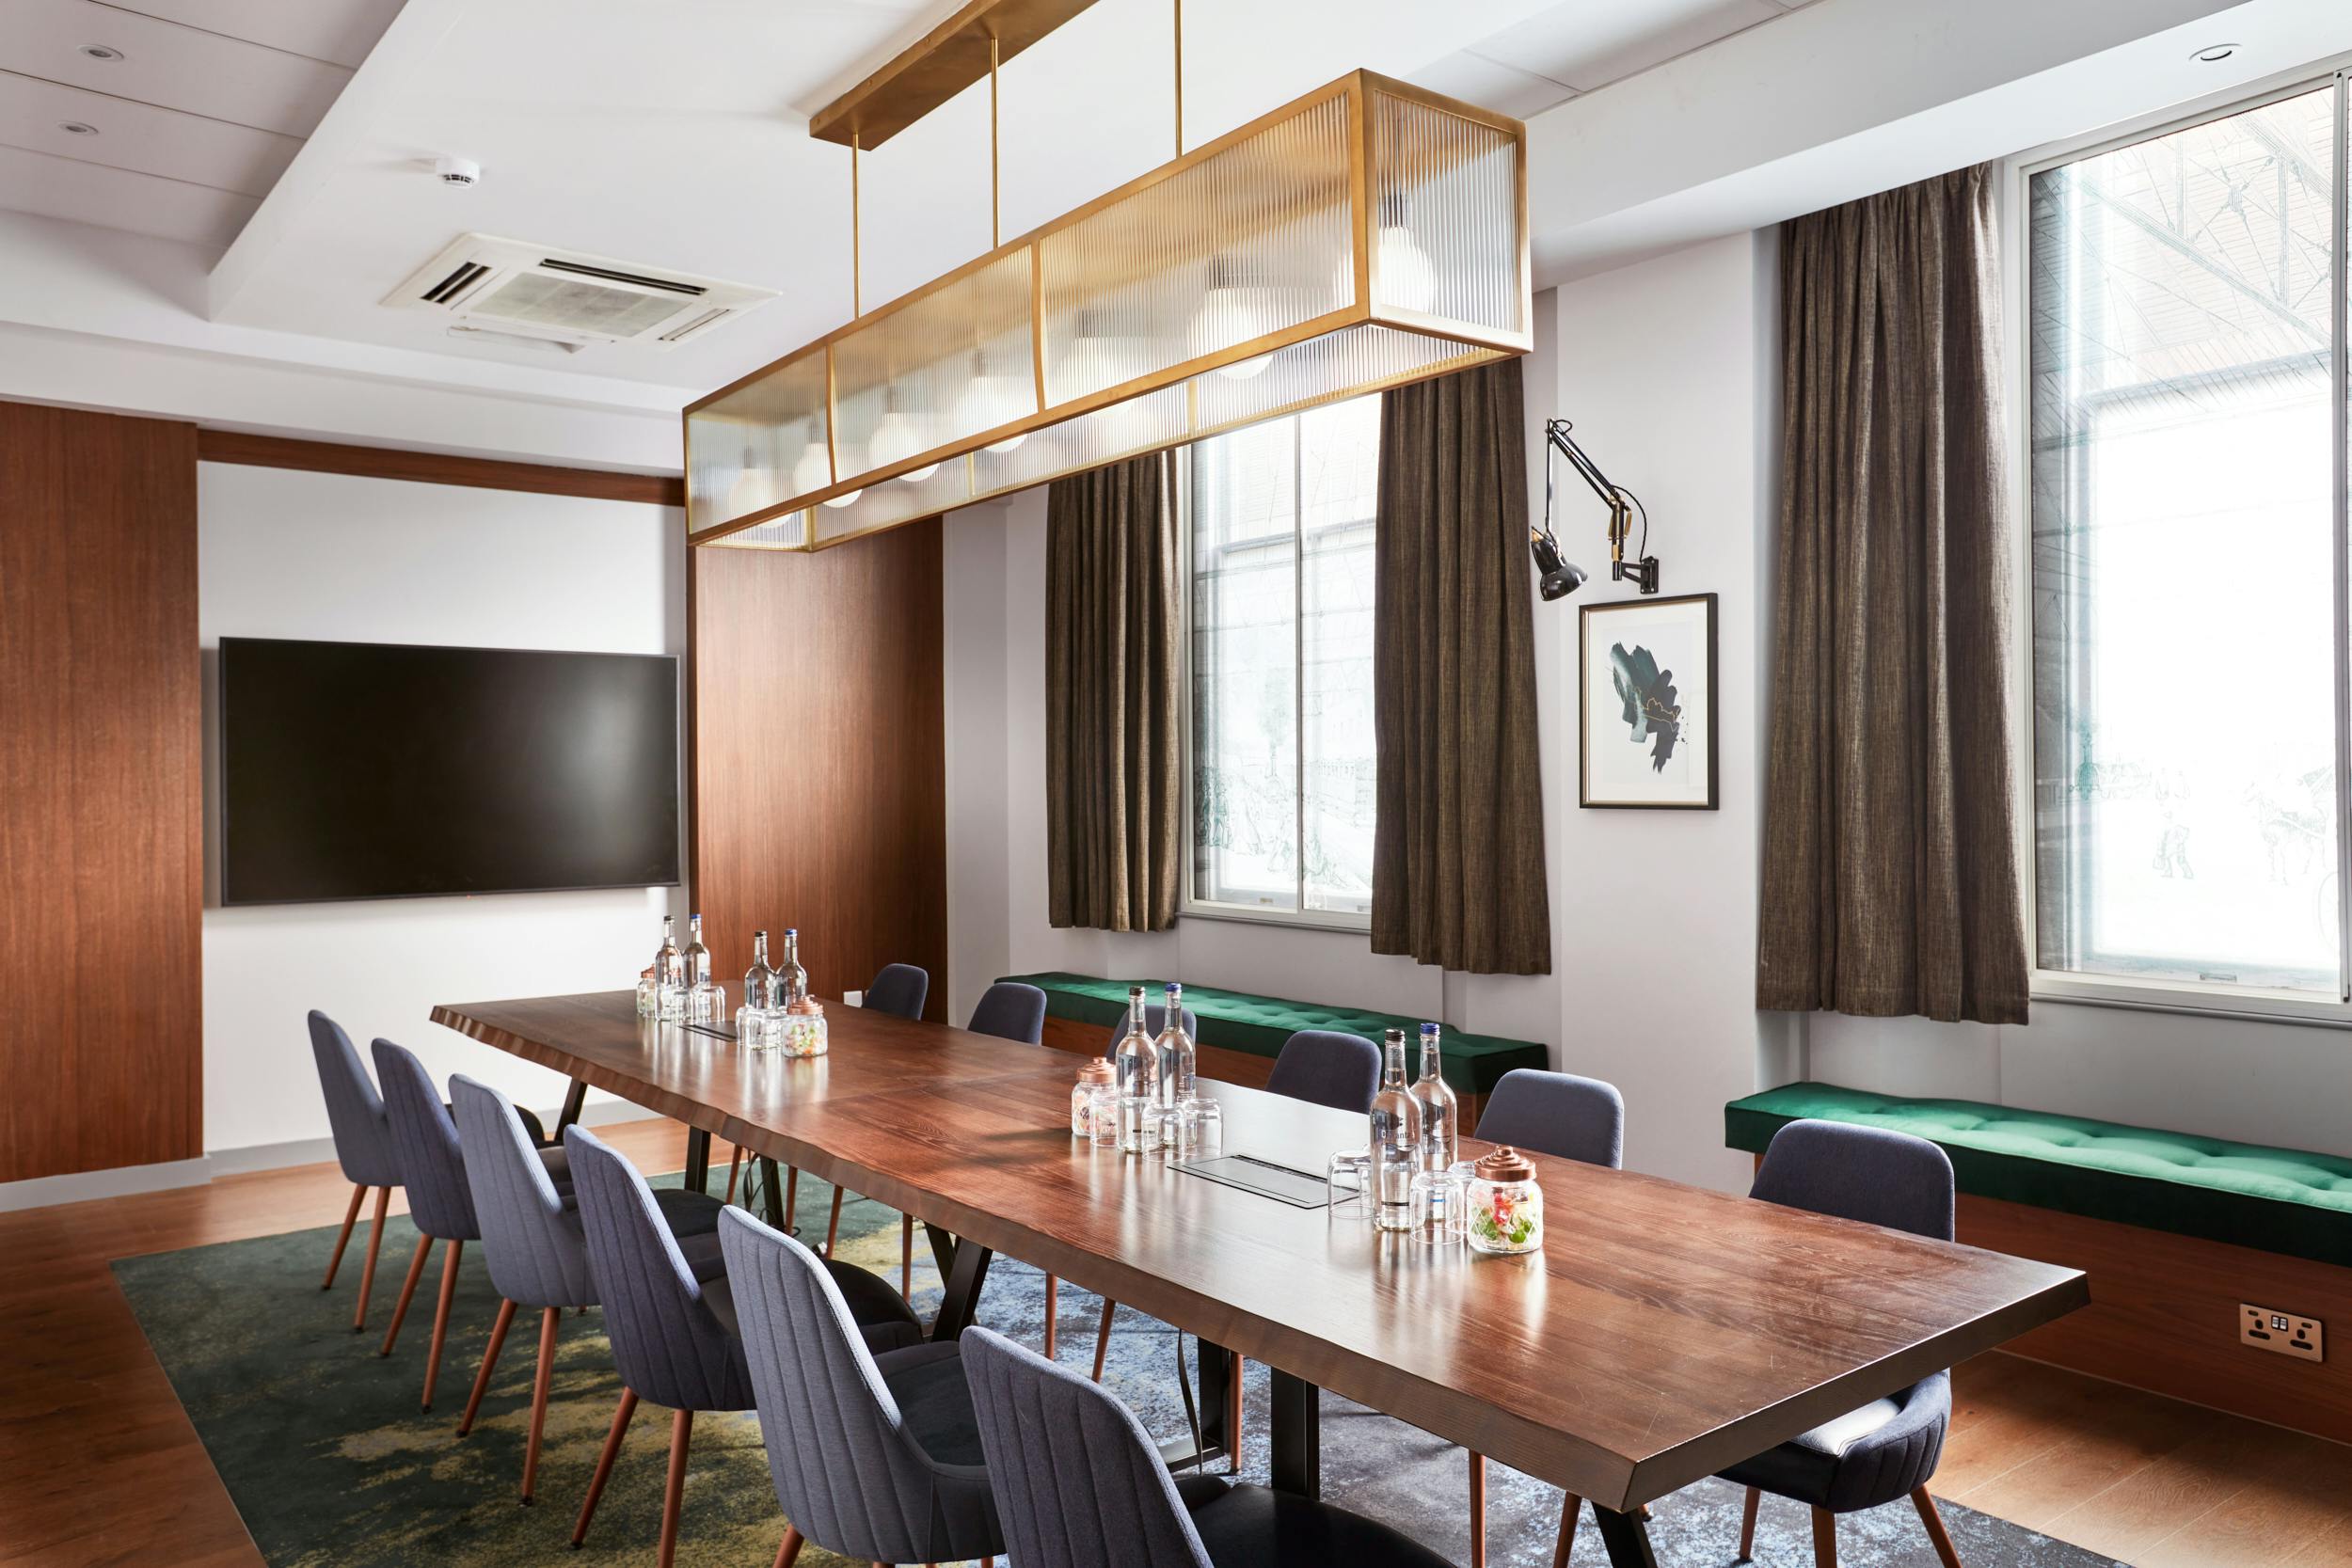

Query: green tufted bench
left=999, top=971, right=1548, bottom=1116
left=1725, top=1082, right=2352, bottom=1268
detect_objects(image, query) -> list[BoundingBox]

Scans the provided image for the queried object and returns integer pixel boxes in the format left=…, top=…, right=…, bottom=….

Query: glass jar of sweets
left=777, top=995, right=829, bottom=1058
left=1467, top=1146, right=1543, bottom=1256
left=1071, top=1058, right=1115, bottom=1139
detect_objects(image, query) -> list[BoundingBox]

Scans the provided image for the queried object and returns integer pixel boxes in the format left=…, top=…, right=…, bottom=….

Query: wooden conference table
left=432, top=990, right=2088, bottom=1568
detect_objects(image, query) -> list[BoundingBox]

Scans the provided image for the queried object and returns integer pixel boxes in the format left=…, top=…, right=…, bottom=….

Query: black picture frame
left=1579, top=592, right=1720, bottom=810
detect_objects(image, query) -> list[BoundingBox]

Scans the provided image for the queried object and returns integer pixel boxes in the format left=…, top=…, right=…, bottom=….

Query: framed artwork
left=1580, top=593, right=1718, bottom=810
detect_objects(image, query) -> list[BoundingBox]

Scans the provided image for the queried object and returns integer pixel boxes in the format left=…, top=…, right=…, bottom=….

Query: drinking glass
left=1326, top=1149, right=1372, bottom=1213
left=1169, top=1098, right=1223, bottom=1160
left=1410, top=1166, right=1470, bottom=1244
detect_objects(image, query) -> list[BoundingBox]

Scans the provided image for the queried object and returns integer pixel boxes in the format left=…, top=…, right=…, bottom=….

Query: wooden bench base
left=1957, top=1191, right=2352, bottom=1445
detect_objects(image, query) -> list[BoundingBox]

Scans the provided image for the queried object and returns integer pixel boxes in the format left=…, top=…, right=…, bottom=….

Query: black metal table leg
left=1593, top=1505, right=1660, bottom=1567
left=682, top=1127, right=712, bottom=1195
left=930, top=1234, right=993, bottom=1340
left=923, top=1221, right=958, bottom=1277
left=757, top=1156, right=786, bottom=1230
left=1269, top=1370, right=1320, bottom=1497
left=555, top=1078, right=588, bottom=1133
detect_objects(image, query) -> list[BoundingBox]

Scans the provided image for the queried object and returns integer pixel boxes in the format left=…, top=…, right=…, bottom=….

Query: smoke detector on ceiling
left=385, top=234, right=776, bottom=354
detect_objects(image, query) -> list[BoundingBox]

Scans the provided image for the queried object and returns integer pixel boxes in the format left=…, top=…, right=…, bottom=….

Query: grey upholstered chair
left=863, top=980, right=1051, bottom=1294
left=1469, top=1069, right=1627, bottom=1567
left=449, top=1075, right=725, bottom=1500
left=1719, top=1120, right=1964, bottom=1568
left=371, top=1037, right=486, bottom=1411
left=866, top=961, right=930, bottom=1020
left=564, top=1126, right=929, bottom=1566
left=718, top=1207, right=1005, bottom=1568
left=309, top=1010, right=403, bottom=1330
left=963, top=1323, right=1452, bottom=1568
left=1263, top=1028, right=1381, bottom=1114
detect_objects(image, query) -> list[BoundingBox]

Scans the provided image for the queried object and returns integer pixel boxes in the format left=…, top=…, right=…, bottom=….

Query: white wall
left=943, top=233, right=1785, bottom=1193
left=198, top=463, right=687, bottom=1158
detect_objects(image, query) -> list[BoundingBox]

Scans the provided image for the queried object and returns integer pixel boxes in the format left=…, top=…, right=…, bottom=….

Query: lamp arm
left=1539, top=417, right=1659, bottom=595
left=1543, top=418, right=1619, bottom=511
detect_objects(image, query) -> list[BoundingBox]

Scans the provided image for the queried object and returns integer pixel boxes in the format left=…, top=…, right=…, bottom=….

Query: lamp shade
left=685, top=70, right=1529, bottom=551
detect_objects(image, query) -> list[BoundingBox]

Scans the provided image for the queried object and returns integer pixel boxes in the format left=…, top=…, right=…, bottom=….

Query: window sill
left=1180, top=900, right=1372, bottom=936
left=2031, top=971, right=2352, bottom=1031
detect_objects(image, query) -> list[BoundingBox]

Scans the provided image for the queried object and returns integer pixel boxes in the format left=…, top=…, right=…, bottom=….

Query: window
left=1185, top=397, right=1382, bottom=924
left=2028, top=81, right=2347, bottom=997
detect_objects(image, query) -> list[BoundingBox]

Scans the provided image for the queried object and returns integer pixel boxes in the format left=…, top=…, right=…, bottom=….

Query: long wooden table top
left=433, top=990, right=2088, bottom=1513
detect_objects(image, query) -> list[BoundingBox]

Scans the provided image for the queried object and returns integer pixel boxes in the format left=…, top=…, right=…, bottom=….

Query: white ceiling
left=0, top=0, right=404, bottom=248
left=1418, top=0, right=1819, bottom=119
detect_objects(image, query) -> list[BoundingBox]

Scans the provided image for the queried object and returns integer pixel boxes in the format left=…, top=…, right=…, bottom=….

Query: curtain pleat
left=1756, top=164, right=2029, bottom=1024
left=1370, top=358, right=1552, bottom=975
left=1044, top=452, right=1182, bottom=932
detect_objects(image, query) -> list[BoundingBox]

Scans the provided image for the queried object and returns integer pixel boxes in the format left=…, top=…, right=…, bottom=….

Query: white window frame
left=2008, top=57, right=2352, bottom=1027
left=1177, top=410, right=1378, bottom=934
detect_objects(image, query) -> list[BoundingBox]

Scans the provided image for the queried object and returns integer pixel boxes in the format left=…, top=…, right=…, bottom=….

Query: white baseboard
left=0, top=1097, right=658, bottom=1213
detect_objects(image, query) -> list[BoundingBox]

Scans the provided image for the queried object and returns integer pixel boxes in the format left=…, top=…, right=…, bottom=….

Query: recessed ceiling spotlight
left=58, top=121, right=99, bottom=135
left=2193, top=43, right=2237, bottom=62
left=78, top=43, right=124, bottom=61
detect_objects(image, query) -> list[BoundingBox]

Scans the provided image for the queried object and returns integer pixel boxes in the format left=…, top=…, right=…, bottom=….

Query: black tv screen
left=220, top=637, right=681, bottom=905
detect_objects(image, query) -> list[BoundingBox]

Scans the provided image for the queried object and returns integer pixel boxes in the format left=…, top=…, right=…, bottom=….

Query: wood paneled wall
left=1, top=402, right=202, bottom=1181
left=690, top=522, right=947, bottom=1022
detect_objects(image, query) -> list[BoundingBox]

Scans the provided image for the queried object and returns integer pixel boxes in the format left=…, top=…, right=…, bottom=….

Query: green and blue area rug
left=115, top=1178, right=2122, bottom=1567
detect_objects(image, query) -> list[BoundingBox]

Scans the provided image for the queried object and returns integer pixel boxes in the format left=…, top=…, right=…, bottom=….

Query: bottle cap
left=1421, top=1022, right=1439, bottom=1037
left=1474, top=1146, right=1535, bottom=1183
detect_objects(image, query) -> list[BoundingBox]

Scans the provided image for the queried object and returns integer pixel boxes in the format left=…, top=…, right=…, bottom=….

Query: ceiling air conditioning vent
left=386, top=234, right=775, bottom=353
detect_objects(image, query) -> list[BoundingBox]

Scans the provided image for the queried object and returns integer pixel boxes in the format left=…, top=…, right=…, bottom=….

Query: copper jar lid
left=1075, top=1058, right=1115, bottom=1085
left=1474, top=1146, right=1535, bottom=1183
left=786, top=996, right=825, bottom=1016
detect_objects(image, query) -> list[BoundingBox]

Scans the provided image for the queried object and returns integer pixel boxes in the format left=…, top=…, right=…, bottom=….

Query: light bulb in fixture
left=1375, top=224, right=1436, bottom=312
left=1190, top=277, right=1273, bottom=380
left=868, top=409, right=938, bottom=483
left=958, top=372, right=1033, bottom=456
left=789, top=440, right=831, bottom=499
left=821, top=489, right=864, bottom=509
left=725, top=465, right=770, bottom=519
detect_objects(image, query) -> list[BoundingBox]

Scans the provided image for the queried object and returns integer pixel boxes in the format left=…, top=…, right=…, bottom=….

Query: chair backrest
left=866, top=963, right=930, bottom=1021
left=1752, top=1119, right=1955, bottom=1242
left=1097, top=1005, right=1200, bottom=1057
left=966, top=982, right=1048, bottom=1044
left=1263, top=1029, right=1381, bottom=1114
left=564, top=1125, right=751, bottom=1410
left=371, top=1038, right=477, bottom=1241
left=1473, top=1069, right=1625, bottom=1169
left=962, top=1324, right=1212, bottom=1568
left=718, top=1208, right=996, bottom=1562
left=309, top=1010, right=400, bottom=1188
left=452, top=1074, right=590, bottom=1309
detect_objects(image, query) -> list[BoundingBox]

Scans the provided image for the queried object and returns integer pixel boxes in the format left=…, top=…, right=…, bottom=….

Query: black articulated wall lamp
left=1529, top=417, right=1659, bottom=600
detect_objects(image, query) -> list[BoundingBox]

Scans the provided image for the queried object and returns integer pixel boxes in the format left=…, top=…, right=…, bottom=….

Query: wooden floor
left=4, top=1117, right=2348, bottom=1568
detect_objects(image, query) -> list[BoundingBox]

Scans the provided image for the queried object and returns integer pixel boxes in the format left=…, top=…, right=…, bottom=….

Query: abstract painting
left=1581, top=594, right=1718, bottom=809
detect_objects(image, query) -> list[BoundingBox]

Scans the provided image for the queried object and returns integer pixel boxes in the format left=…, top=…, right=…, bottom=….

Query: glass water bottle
left=684, top=913, right=724, bottom=1023
left=1411, top=1022, right=1459, bottom=1173
left=1113, top=985, right=1158, bottom=1153
left=776, top=928, right=809, bottom=1006
left=654, top=915, right=685, bottom=1021
left=739, top=929, right=777, bottom=1048
left=1369, top=1028, right=1423, bottom=1232
left=1152, top=982, right=1195, bottom=1147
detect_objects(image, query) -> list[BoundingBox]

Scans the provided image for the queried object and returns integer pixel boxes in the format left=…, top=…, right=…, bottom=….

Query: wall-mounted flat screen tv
left=220, top=637, right=681, bottom=905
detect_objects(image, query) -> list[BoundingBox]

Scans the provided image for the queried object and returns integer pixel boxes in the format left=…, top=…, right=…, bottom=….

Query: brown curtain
left=1044, top=451, right=1183, bottom=931
left=1756, top=165, right=2029, bottom=1024
left=1371, top=358, right=1552, bottom=975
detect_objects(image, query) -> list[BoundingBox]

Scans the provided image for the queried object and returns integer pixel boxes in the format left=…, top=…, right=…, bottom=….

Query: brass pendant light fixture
left=685, top=0, right=1529, bottom=552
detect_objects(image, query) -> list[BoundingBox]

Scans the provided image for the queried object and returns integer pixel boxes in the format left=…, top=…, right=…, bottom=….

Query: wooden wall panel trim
left=689, top=521, right=947, bottom=1022
left=1957, top=1190, right=2352, bottom=1445
left=195, top=429, right=685, bottom=508
left=1, top=402, right=202, bottom=1181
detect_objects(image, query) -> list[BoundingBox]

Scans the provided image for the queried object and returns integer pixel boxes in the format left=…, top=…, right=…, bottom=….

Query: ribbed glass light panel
left=686, top=351, right=828, bottom=533
left=684, top=71, right=1528, bottom=551
left=1367, top=87, right=1522, bottom=335
left=1037, top=90, right=1352, bottom=406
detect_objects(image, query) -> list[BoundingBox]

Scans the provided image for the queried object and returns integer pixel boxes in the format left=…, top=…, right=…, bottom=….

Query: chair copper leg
left=1090, top=1297, right=1118, bottom=1382
left=725, top=1145, right=743, bottom=1203
left=657, top=1407, right=693, bottom=1568
left=421, top=1238, right=463, bottom=1409
left=378, top=1231, right=434, bottom=1356
left=1469, top=1450, right=1486, bottom=1568
left=1553, top=1493, right=1581, bottom=1567
left=1810, top=1505, right=1837, bottom=1568
left=457, top=1297, right=517, bottom=1434
left=571, top=1387, right=639, bottom=1545
left=322, top=1183, right=366, bottom=1290
left=352, top=1186, right=389, bottom=1331
left=902, top=1213, right=914, bottom=1297
left=1912, top=1489, right=1963, bottom=1568
left=1739, top=1484, right=1761, bottom=1560
left=771, top=1526, right=803, bottom=1568
left=520, top=1307, right=560, bottom=1503
left=824, top=1186, right=845, bottom=1257
left=1043, top=1275, right=1058, bottom=1358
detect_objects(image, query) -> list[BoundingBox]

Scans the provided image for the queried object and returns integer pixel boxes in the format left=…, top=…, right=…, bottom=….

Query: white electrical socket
left=2241, top=1302, right=2325, bottom=1363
